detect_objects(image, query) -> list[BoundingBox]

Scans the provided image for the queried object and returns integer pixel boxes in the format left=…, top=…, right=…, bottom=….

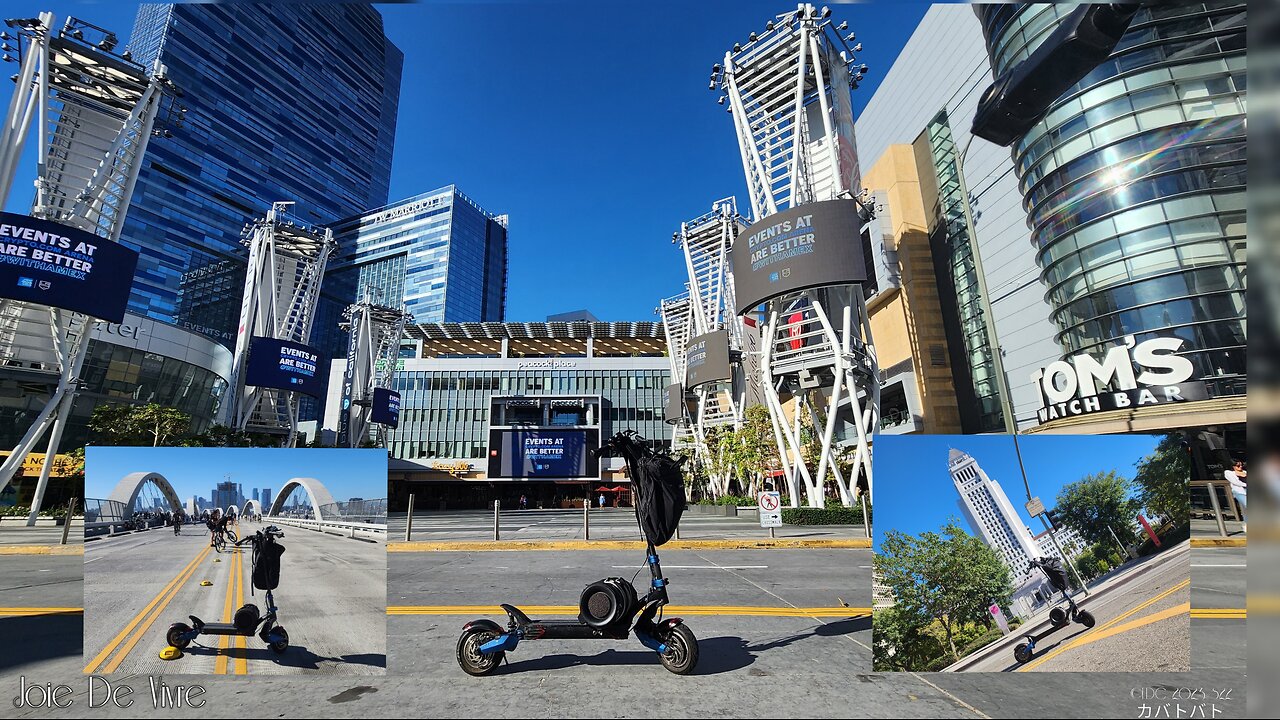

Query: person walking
left=1224, top=459, right=1247, bottom=533
left=598, top=493, right=606, bottom=509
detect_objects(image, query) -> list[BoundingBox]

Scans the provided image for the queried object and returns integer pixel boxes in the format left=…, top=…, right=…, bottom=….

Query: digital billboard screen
left=733, top=199, right=866, bottom=314
left=663, top=383, right=686, bottom=424
left=0, top=211, right=139, bottom=323
left=246, top=337, right=327, bottom=398
left=371, top=388, right=401, bottom=428
left=685, top=330, right=732, bottom=389
left=487, top=429, right=600, bottom=479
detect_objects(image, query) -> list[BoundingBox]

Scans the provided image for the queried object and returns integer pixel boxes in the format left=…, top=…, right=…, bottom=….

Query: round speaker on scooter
left=579, top=578, right=638, bottom=629
left=233, top=604, right=261, bottom=633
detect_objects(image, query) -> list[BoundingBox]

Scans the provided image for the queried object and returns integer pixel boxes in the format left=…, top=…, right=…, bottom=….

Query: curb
left=388, top=538, right=872, bottom=552
left=1191, top=537, right=1246, bottom=548
left=0, top=544, right=83, bottom=555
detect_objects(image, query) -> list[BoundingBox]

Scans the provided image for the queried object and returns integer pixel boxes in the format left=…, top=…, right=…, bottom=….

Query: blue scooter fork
left=479, top=632, right=519, bottom=655
left=634, top=630, right=668, bottom=654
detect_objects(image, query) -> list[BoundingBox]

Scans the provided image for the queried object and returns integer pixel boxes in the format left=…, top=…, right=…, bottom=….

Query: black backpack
left=252, top=537, right=285, bottom=591
left=631, top=447, right=687, bottom=547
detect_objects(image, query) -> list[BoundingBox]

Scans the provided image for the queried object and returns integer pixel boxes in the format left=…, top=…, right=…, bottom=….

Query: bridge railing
left=318, top=498, right=387, bottom=526
left=262, top=515, right=387, bottom=539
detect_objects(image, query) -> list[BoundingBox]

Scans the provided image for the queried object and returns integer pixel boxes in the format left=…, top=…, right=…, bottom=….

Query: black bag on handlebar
left=252, top=536, right=285, bottom=591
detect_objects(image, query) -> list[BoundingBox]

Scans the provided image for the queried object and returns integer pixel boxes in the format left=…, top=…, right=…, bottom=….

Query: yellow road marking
left=388, top=538, right=871, bottom=552
left=387, top=605, right=871, bottom=618
left=0, top=544, right=83, bottom=555
left=215, top=547, right=237, bottom=674
left=235, top=546, right=247, bottom=676
left=0, top=607, right=83, bottom=616
left=1191, top=537, right=1246, bottom=547
left=84, top=544, right=209, bottom=674
left=1192, top=608, right=1246, bottom=619
left=1019, top=578, right=1190, bottom=672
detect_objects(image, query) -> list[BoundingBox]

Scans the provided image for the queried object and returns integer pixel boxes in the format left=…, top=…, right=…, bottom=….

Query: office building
left=949, top=448, right=1052, bottom=618
left=856, top=3, right=1246, bottom=449
left=121, top=3, right=402, bottom=344
left=322, top=186, right=508, bottom=350
left=212, top=480, right=240, bottom=514
left=322, top=321, right=669, bottom=509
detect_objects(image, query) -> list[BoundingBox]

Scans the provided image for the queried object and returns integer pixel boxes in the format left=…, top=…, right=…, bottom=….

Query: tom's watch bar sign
left=1031, top=336, right=1208, bottom=424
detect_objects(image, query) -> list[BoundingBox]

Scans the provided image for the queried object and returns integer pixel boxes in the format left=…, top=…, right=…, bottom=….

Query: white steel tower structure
left=0, top=14, right=181, bottom=522
left=662, top=198, right=753, bottom=498
left=337, top=296, right=412, bottom=448
left=710, top=4, right=876, bottom=508
left=219, top=202, right=335, bottom=445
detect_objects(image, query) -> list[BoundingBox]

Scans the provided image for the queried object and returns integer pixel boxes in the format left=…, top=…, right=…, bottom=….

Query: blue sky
left=872, top=434, right=1164, bottom=552
left=84, top=446, right=387, bottom=502
left=3, top=0, right=932, bottom=321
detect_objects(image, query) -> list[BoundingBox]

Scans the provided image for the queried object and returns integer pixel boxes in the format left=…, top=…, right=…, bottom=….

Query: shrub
left=783, top=506, right=866, bottom=525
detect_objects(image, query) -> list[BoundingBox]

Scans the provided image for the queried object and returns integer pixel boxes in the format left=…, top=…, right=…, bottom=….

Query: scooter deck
left=195, top=622, right=252, bottom=636
left=517, top=619, right=630, bottom=641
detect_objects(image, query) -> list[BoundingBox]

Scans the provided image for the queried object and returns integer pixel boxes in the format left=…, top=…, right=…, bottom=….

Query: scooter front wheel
left=456, top=626, right=503, bottom=676
left=1014, top=642, right=1033, bottom=664
left=659, top=624, right=698, bottom=675
left=1076, top=610, right=1096, bottom=628
left=166, top=623, right=192, bottom=649
left=268, top=626, right=289, bottom=654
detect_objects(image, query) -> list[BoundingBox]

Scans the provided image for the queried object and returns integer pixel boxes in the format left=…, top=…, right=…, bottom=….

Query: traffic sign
left=758, top=491, right=782, bottom=528
left=1025, top=496, right=1044, bottom=517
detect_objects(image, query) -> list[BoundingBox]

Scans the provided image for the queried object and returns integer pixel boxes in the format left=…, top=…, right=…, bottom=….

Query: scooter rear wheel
left=659, top=624, right=698, bottom=675
left=456, top=626, right=503, bottom=676
left=1076, top=610, right=1095, bottom=628
left=166, top=622, right=192, bottom=649
left=1014, top=642, right=1033, bottom=664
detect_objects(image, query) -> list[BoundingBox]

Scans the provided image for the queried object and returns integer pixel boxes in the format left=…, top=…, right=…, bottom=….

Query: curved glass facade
left=977, top=2, right=1247, bottom=396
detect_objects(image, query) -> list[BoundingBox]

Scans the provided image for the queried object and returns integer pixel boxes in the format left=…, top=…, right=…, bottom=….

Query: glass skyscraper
left=323, top=186, right=508, bottom=334
left=976, top=2, right=1247, bottom=397
left=122, top=3, right=403, bottom=345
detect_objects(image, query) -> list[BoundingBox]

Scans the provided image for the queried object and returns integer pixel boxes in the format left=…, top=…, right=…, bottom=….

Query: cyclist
left=206, top=509, right=232, bottom=549
left=173, top=512, right=182, bottom=536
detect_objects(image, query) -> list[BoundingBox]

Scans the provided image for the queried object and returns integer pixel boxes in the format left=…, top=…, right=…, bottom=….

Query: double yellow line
left=84, top=544, right=211, bottom=674
left=214, top=546, right=248, bottom=675
left=1192, top=608, right=1246, bottom=619
left=1019, top=578, right=1191, bottom=672
left=0, top=607, right=82, bottom=617
left=387, top=605, right=871, bottom=618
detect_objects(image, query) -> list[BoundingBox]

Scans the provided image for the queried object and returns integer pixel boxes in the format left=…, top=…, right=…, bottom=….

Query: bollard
left=494, top=499, right=501, bottom=541
left=405, top=493, right=415, bottom=542
left=769, top=526, right=775, bottom=539
left=861, top=494, right=871, bottom=539
left=61, top=497, right=77, bottom=545
left=1206, top=483, right=1227, bottom=537
left=675, top=523, right=681, bottom=541
left=583, top=499, right=590, bottom=541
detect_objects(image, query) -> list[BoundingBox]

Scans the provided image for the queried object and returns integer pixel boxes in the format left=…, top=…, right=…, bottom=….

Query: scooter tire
left=269, top=626, right=289, bottom=654
left=1076, top=611, right=1096, bottom=628
left=166, top=623, right=192, bottom=649
left=1014, top=642, right=1033, bottom=664
left=1049, top=606, right=1068, bottom=626
left=456, top=626, right=503, bottom=676
left=659, top=624, right=699, bottom=675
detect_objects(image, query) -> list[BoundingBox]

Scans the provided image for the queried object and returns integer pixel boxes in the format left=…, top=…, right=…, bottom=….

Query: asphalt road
left=83, top=521, right=385, bottom=676
left=0, top=555, right=82, bottom=675
left=387, top=547, right=871, bottom=716
left=955, top=542, right=1190, bottom=673
left=1190, top=545, right=1246, bottom=672
left=0, top=519, right=83, bottom=546
left=391, top=508, right=866, bottom=542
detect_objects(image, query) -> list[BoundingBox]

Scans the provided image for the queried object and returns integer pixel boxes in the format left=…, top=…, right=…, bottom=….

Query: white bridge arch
left=108, top=472, right=185, bottom=514
left=267, top=477, right=337, bottom=520
left=241, top=498, right=263, bottom=518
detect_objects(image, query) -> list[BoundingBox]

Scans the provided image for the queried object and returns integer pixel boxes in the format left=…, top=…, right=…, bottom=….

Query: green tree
left=132, top=404, right=190, bottom=446
left=1055, top=470, right=1141, bottom=552
left=88, top=403, right=144, bottom=445
left=1133, top=434, right=1191, bottom=523
left=872, top=605, right=944, bottom=672
left=874, top=522, right=1013, bottom=663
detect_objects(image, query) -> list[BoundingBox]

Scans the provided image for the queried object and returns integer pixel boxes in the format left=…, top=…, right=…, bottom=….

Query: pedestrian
left=598, top=493, right=606, bottom=509
left=519, top=494, right=528, bottom=511
left=1224, top=459, right=1247, bottom=533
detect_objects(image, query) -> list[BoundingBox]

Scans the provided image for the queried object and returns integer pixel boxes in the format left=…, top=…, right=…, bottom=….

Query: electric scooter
left=1013, top=556, right=1095, bottom=664
left=455, top=432, right=699, bottom=676
left=166, top=526, right=290, bottom=654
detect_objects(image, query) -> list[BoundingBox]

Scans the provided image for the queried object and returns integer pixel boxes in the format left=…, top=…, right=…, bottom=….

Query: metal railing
left=1191, top=479, right=1243, bottom=537
left=318, top=498, right=387, bottom=525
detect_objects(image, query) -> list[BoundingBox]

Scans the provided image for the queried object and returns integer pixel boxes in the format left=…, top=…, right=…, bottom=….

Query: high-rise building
left=322, top=187, right=508, bottom=351
left=948, top=448, right=1056, bottom=617
left=261, top=488, right=273, bottom=513
left=121, top=3, right=403, bottom=345
left=212, top=480, right=239, bottom=513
